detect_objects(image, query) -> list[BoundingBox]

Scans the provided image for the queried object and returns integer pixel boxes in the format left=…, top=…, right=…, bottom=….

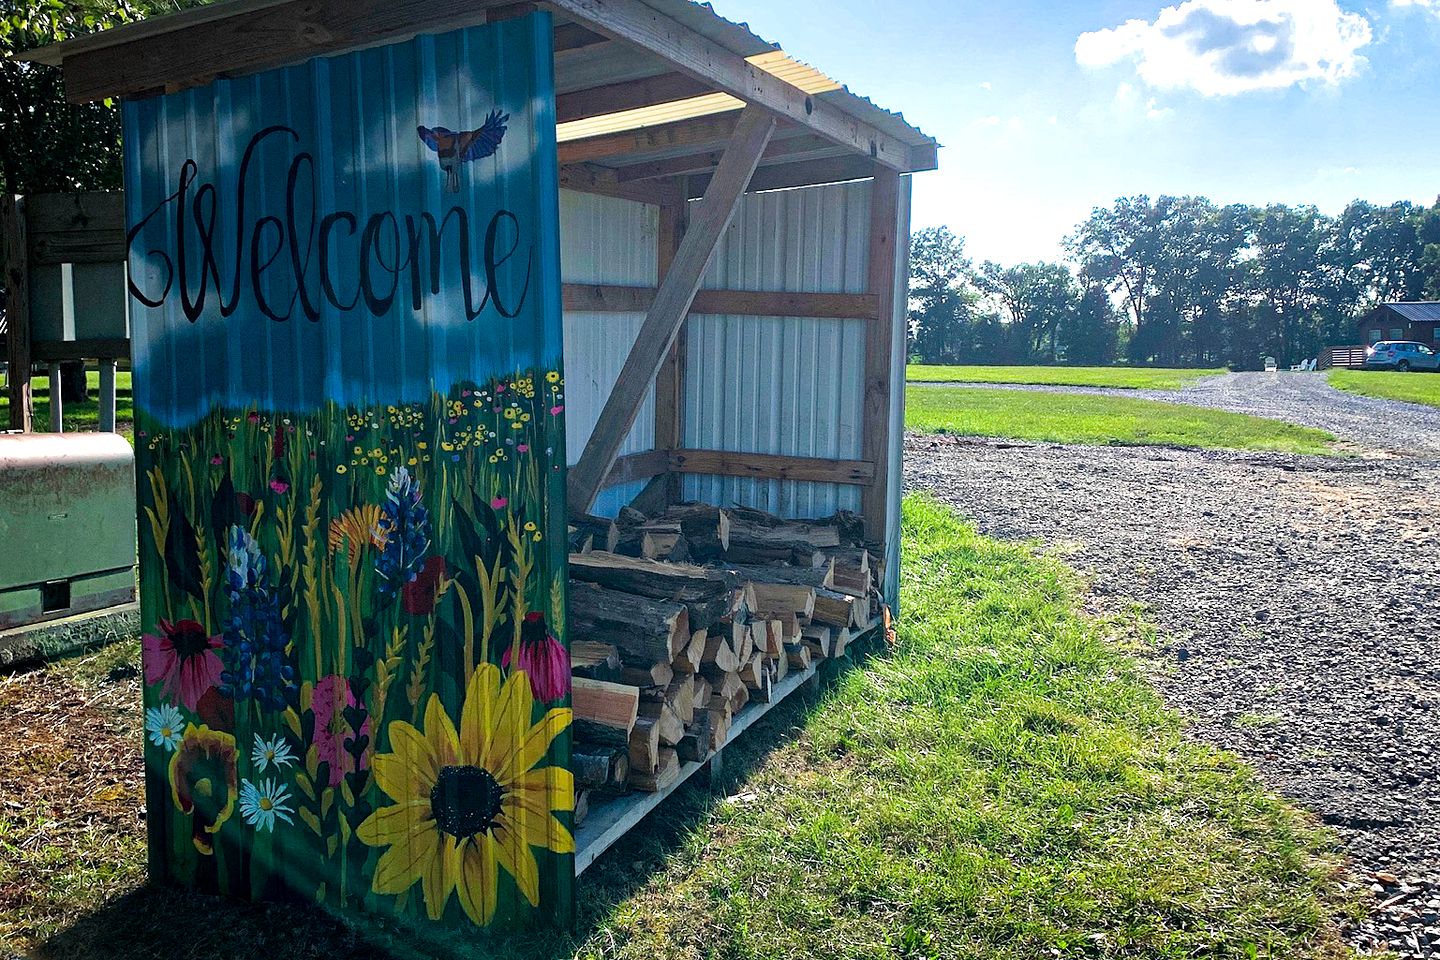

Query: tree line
left=910, top=195, right=1440, bottom=369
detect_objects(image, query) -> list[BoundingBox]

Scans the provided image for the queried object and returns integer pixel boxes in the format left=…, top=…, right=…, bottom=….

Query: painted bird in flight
left=417, top=109, right=510, bottom=194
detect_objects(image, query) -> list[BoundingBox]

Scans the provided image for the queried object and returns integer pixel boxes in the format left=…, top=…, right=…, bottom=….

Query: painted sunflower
left=357, top=663, right=573, bottom=925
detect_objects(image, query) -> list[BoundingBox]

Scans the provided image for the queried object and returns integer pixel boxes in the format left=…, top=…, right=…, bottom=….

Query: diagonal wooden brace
left=567, top=105, right=776, bottom=514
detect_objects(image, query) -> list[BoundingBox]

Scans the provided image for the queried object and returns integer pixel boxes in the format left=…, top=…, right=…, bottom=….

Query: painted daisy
left=239, top=778, right=295, bottom=832
left=252, top=733, right=297, bottom=774
left=145, top=703, right=186, bottom=752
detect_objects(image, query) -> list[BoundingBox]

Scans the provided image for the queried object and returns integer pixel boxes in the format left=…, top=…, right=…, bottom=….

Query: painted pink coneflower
left=503, top=612, right=570, bottom=703
left=142, top=618, right=224, bottom=711
left=269, top=479, right=290, bottom=495
left=490, top=496, right=508, bottom=510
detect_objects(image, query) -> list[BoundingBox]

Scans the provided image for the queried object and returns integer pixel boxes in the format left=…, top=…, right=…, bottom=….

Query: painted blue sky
left=707, top=0, right=1440, bottom=265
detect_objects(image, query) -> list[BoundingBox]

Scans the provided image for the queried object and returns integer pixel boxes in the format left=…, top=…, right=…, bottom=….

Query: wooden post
left=860, top=170, right=903, bottom=544
left=568, top=106, right=776, bottom=514
left=2, top=195, right=32, bottom=432
left=47, top=362, right=63, bottom=432
left=98, top=359, right=117, bottom=433
left=653, top=197, right=688, bottom=504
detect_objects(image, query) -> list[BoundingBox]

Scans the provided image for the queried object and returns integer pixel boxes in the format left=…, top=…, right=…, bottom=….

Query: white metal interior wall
left=681, top=179, right=871, bottom=519
left=558, top=189, right=658, bottom=516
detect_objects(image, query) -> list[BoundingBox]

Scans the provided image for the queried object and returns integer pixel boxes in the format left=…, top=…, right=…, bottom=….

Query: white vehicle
left=1364, top=341, right=1440, bottom=372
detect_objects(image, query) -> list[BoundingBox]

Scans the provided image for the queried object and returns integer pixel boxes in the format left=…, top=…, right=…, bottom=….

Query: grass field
left=0, top=370, right=134, bottom=438
left=907, top=385, right=1336, bottom=454
left=2, top=496, right=1355, bottom=959
left=1327, top=368, right=1440, bottom=409
left=906, top=364, right=1226, bottom=390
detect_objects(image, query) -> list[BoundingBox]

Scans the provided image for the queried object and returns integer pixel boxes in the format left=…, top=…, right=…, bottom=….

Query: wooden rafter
left=683, top=154, right=880, bottom=200
left=567, top=105, right=776, bottom=514
left=541, top=0, right=926, bottom=171
left=562, top=284, right=880, bottom=321
left=557, top=111, right=743, bottom=165
left=607, top=134, right=836, bottom=183
left=556, top=71, right=714, bottom=124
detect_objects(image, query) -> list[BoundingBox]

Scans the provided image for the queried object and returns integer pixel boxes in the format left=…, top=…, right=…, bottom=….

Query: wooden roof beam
left=611, top=133, right=837, bottom=183
left=55, top=0, right=516, bottom=103
left=567, top=105, right=776, bottom=514
left=683, top=153, right=882, bottom=200
left=557, top=110, right=743, bottom=165
left=556, top=71, right=716, bottom=124
left=541, top=0, right=927, bottom=172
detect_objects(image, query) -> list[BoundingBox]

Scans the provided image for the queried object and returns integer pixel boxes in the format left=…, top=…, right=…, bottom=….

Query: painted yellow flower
left=358, top=664, right=573, bottom=924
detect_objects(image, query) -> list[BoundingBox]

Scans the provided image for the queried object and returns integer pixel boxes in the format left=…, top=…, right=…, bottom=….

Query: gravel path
left=912, top=371, right=1440, bottom=456
left=904, top=376, right=1440, bottom=957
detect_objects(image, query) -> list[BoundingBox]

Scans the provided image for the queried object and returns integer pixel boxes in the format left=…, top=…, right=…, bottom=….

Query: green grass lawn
left=3, top=497, right=1355, bottom=959
left=0, top=369, right=134, bottom=438
left=1327, top=368, right=1440, bottom=409
left=907, top=384, right=1336, bottom=454
left=907, top=364, right=1227, bottom=390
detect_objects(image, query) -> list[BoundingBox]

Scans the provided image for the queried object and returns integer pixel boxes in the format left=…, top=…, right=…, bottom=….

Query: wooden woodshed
left=22, top=0, right=936, bottom=946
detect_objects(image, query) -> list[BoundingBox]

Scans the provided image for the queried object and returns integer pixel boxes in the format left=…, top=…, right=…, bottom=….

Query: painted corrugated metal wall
left=682, top=180, right=871, bottom=519
left=558, top=190, right=657, bottom=516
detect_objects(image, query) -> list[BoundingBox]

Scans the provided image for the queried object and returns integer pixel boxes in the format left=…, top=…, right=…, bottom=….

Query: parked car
left=1364, top=341, right=1440, bottom=372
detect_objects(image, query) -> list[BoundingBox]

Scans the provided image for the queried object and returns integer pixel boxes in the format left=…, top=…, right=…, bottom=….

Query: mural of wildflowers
left=135, top=370, right=575, bottom=932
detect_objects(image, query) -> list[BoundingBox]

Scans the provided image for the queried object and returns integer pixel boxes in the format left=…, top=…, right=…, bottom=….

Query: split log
left=629, top=716, right=661, bottom=774
left=833, top=627, right=852, bottom=659
left=801, top=625, right=832, bottom=659
left=571, top=641, right=621, bottom=681
left=728, top=681, right=749, bottom=713
left=738, top=652, right=765, bottom=690
left=642, top=529, right=690, bottom=562
left=616, top=506, right=648, bottom=529
left=621, top=661, right=673, bottom=688
left=707, top=704, right=732, bottom=750
left=568, top=580, right=689, bottom=665
left=701, top=633, right=740, bottom=673
left=629, top=747, right=680, bottom=793
left=785, top=642, right=812, bottom=671
left=569, top=552, right=731, bottom=628
left=819, top=547, right=872, bottom=597
left=572, top=678, right=639, bottom=747
left=574, top=789, right=590, bottom=827
left=665, top=674, right=696, bottom=725
left=677, top=710, right=712, bottom=762
left=751, top=663, right=775, bottom=703
left=811, top=588, right=865, bottom=629
left=772, top=647, right=788, bottom=683
left=570, top=515, right=619, bottom=554
left=573, top=747, right=630, bottom=792
left=638, top=699, right=685, bottom=747
left=662, top=503, right=731, bottom=558
left=743, top=582, right=815, bottom=621
left=672, top=628, right=705, bottom=675
left=693, top=676, right=713, bottom=709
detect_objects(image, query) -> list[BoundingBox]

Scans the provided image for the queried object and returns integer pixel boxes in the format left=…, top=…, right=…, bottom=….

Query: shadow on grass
left=33, top=652, right=868, bottom=960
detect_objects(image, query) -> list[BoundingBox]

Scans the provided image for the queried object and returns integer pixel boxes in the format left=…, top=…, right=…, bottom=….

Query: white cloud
left=979, top=81, right=993, bottom=91
left=1075, top=0, right=1373, bottom=96
left=1114, top=82, right=1176, bottom=120
left=974, top=115, right=1002, bottom=127
left=1392, top=0, right=1440, bottom=14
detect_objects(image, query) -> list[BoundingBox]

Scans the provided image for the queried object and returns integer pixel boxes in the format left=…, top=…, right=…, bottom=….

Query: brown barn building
left=1362, top=302, right=1440, bottom=347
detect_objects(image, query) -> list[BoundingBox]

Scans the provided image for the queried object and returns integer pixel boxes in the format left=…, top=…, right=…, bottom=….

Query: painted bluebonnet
left=220, top=525, right=295, bottom=711
left=374, top=467, right=431, bottom=601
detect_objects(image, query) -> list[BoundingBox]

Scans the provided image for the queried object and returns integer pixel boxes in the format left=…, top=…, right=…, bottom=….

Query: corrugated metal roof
left=1383, top=302, right=1440, bottom=323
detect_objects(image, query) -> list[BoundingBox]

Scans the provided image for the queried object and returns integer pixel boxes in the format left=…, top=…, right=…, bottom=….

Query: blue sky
left=707, top=0, right=1440, bottom=265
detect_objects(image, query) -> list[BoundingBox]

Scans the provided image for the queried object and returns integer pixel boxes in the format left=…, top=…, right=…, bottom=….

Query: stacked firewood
left=566, top=502, right=882, bottom=818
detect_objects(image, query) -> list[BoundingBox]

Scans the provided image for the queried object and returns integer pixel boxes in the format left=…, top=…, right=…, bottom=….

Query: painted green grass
left=1327, top=368, right=1440, bottom=409
left=0, top=370, right=134, bottom=439
left=907, top=364, right=1226, bottom=390
left=906, top=385, right=1336, bottom=454
left=6, top=497, right=1356, bottom=959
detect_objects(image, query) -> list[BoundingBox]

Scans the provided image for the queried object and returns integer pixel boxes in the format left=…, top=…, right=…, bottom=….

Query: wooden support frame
left=562, top=284, right=879, bottom=321
left=604, top=449, right=876, bottom=488
left=861, top=170, right=905, bottom=544
left=557, top=111, right=743, bottom=165
left=568, top=106, right=775, bottom=514
left=653, top=199, right=688, bottom=504
left=3, top=195, right=33, bottom=432
left=556, top=71, right=714, bottom=124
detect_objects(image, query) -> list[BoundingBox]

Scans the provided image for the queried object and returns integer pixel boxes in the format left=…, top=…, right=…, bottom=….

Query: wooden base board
left=573, top=627, right=881, bottom=875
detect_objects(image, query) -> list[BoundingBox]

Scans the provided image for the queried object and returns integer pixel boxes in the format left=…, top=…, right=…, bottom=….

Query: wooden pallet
left=573, top=654, right=823, bottom=875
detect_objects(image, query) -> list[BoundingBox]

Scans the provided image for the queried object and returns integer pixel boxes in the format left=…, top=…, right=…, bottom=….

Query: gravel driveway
left=916, top=370, right=1440, bottom=456
left=905, top=374, right=1440, bottom=958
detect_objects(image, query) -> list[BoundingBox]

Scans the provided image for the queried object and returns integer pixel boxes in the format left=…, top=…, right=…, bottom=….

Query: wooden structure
left=2, top=193, right=128, bottom=432
left=21, top=0, right=934, bottom=942
left=1361, top=302, right=1440, bottom=348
